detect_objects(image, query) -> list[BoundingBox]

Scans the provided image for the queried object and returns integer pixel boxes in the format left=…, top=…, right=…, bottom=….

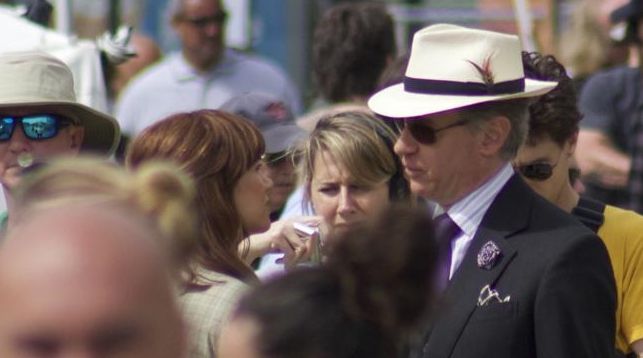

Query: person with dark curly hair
left=297, top=2, right=396, bottom=131
left=516, top=51, right=643, bottom=357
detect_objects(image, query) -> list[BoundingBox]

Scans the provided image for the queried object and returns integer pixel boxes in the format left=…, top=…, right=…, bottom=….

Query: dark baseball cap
left=220, top=92, right=306, bottom=154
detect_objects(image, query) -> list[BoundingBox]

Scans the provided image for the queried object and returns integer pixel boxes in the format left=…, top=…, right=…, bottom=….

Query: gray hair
left=460, top=98, right=531, bottom=160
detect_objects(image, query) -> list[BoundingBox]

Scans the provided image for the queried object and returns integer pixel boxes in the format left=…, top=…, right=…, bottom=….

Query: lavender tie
left=434, top=213, right=461, bottom=291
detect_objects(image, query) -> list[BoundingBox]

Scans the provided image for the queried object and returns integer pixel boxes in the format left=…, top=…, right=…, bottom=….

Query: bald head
left=0, top=206, right=186, bottom=358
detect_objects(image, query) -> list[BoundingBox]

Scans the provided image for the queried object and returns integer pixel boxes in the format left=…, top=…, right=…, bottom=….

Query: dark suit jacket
left=418, top=175, right=616, bottom=358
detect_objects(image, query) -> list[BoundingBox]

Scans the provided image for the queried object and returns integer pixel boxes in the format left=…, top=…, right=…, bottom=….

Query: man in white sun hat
left=0, top=51, right=120, bottom=232
left=368, top=24, right=616, bottom=358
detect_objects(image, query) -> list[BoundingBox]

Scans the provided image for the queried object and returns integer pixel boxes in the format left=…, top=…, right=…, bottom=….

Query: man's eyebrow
left=90, top=324, right=140, bottom=351
left=14, top=333, right=60, bottom=355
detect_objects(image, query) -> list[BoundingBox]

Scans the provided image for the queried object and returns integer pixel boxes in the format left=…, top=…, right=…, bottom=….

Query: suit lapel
left=423, top=175, right=534, bottom=358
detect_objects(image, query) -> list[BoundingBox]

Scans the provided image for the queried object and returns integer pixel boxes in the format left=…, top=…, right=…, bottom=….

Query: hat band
left=404, top=76, right=525, bottom=96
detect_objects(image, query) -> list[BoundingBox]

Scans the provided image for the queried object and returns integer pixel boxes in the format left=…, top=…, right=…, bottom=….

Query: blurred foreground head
left=219, top=205, right=438, bottom=358
left=0, top=157, right=197, bottom=357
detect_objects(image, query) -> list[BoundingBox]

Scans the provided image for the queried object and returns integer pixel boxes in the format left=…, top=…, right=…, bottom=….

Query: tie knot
left=434, top=214, right=461, bottom=246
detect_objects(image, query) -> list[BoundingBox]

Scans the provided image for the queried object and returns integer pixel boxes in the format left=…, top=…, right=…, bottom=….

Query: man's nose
left=8, top=125, right=32, bottom=153
left=202, top=21, right=223, bottom=37
left=393, top=128, right=417, bottom=156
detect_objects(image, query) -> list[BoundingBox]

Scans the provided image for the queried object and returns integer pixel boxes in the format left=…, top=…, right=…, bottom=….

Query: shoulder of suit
left=526, top=192, right=598, bottom=243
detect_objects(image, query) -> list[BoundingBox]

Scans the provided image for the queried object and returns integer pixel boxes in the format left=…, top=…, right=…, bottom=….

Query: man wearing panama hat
left=0, top=51, right=120, bottom=231
left=369, top=24, right=616, bottom=358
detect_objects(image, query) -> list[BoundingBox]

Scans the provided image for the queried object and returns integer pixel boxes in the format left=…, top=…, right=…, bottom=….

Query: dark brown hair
left=233, top=205, right=438, bottom=358
left=522, top=51, right=581, bottom=146
left=126, top=109, right=264, bottom=283
left=313, top=2, right=395, bottom=103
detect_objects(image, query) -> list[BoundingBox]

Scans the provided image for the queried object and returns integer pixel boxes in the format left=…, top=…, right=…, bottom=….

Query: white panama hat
left=0, top=51, right=120, bottom=156
left=368, top=24, right=558, bottom=118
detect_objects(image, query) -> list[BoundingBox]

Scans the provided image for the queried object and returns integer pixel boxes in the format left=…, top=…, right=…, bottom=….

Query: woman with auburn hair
left=126, top=109, right=318, bottom=358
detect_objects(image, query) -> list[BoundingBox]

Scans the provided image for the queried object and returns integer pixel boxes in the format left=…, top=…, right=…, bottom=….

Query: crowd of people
left=0, top=0, right=642, bottom=357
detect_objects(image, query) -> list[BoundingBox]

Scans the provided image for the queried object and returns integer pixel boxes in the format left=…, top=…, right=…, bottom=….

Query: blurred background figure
left=0, top=51, right=120, bottom=232
left=106, top=31, right=162, bottom=107
left=376, top=52, right=411, bottom=92
left=219, top=205, right=438, bottom=358
left=115, top=0, right=301, bottom=138
left=220, top=92, right=306, bottom=221
left=297, top=2, right=396, bottom=131
left=126, top=109, right=318, bottom=357
left=576, top=0, right=643, bottom=213
left=517, top=51, right=643, bottom=357
left=558, top=0, right=629, bottom=92
left=257, top=111, right=410, bottom=279
left=0, top=157, right=194, bottom=358
left=104, top=31, right=163, bottom=162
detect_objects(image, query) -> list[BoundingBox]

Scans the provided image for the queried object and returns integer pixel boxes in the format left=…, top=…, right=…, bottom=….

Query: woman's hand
left=241, top=216, right=321, bottom=267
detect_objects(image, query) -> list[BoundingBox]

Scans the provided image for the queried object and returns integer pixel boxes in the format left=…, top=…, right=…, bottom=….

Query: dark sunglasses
left=0, top=114, right=75, bottom=141
left=568, top=167, right=581, bottom=186
left=180, top=11, right=228, bottom=28
left=395, top=118, right=469, bottom=144
left=516, top=161, right=558, bottom=181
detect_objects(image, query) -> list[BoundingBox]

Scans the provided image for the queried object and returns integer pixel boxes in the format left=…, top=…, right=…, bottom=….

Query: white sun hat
left=0, top=51, right=120, bottom=156
left=368, top=23, right=557, bottom=119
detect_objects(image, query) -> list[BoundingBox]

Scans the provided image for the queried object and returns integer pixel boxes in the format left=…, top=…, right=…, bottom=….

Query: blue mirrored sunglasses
left=0, top=114, right=75, bottom=141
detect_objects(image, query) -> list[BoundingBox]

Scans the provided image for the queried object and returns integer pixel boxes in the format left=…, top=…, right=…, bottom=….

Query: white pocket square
left=477, top=284, right=510, bottom=306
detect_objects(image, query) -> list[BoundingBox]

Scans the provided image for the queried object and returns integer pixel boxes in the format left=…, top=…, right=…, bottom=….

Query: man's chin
left=410, top=181, right=435, bottom=199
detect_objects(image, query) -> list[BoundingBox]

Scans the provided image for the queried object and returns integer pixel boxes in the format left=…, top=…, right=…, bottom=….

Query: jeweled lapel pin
left=477, top=240, right=502, bottom=270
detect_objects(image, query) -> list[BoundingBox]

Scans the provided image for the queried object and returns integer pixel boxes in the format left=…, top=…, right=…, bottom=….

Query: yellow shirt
left=598, top=205, right=643, bottom=353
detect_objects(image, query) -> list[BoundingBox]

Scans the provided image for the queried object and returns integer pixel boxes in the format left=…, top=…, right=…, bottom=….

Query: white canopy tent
left=0, top=5, right=109, bottom=113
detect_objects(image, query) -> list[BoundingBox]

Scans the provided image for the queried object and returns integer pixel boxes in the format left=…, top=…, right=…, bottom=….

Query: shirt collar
left=170, top=49, right=236, bottom=82
left=436, top=163, right=514, bottom=237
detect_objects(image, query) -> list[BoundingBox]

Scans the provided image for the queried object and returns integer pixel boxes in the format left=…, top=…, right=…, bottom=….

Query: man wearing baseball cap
left=0, top=51, right=120, bottom=231
left=368, top=24, right=615, bottom=358
left=220, top=92, right=306, bottom=220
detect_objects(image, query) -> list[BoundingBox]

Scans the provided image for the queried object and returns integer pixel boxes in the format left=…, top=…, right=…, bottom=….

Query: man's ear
left=567, top=130, right=579, bottom=156
left=478, top=115, right=510, bottom=157
left=69, top=126, right=85, bottom=153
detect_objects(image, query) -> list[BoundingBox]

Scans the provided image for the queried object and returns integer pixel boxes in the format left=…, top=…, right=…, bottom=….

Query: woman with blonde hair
left=126, top=109, right=318, bottom=357
left=258, top=111, right=410, bottom=278
left=300, top=111, right=409, bottom=234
